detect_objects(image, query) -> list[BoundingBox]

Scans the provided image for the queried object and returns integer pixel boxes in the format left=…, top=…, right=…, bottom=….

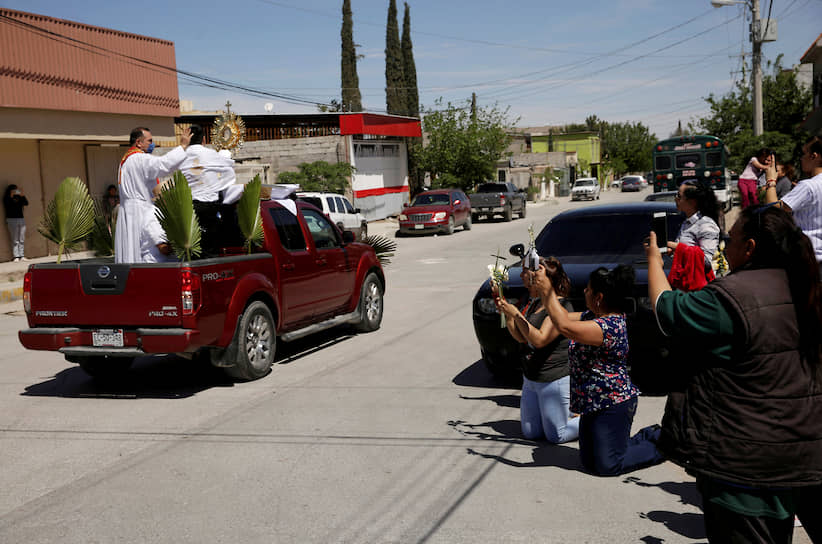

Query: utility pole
left=751, top=0, right=763, bottom=136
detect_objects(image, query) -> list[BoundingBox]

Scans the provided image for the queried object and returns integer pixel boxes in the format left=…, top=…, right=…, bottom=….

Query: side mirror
left=342, top=230, right=355, bottom=244
left=403, top=202, right=409, bottom=208
left=353, top=208, right=361, bottom=214
left=509, top=243, right=525, bottom=258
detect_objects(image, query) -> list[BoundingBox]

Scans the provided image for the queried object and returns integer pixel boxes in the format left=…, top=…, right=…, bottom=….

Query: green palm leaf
left=237, top=174, right=264, bottom=254
left=363, top=235, right=397, bottom=267
left=38, top=177, right=96, bottom=263
left=154, top=171, right=201, bottom=262
left=90, top=199, right=115, bottom=257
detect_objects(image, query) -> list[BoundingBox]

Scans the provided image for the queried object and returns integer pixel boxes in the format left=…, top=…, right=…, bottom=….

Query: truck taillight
left=181, top=269, right=201, bottom=316
left=23, top=271, right=31, bottom=314
left=499, top=195, right=507, bottom=205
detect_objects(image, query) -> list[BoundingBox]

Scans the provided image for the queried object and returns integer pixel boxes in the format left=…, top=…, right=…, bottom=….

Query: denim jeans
left=6, top=218, right=25, bottom=259
left=578, top=396, right=664, bottom=476
left=521, top=375, right=579, bottom=444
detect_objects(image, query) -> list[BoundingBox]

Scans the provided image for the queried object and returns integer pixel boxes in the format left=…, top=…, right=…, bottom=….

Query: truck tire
left=503, top=205, right=513, bottom=222
left=519, top=203, right=527, bottom=219
left=76, top=355, right=133, bottom=380
left=471, top=212, right=479, bottom=223
left=355, top=273, right=384, bottom=332
left=444, top=216, right=455, bottom=235
left=224, top=301, right=275, bottom=381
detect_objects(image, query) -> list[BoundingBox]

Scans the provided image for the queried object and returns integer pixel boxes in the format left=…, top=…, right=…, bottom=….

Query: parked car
left=570, top=177, right=601, bottom=201
left=296, top=191, right=368, bottom=241
left=610, top=178, right=622, bottom=189
left=397, top=188, right=471, bottom=235
left=620, top=176, right=644, bottom=192
left=19, top=200, right=385, bottom=382
left=469, top=182, right=527, bottom=222
left=472, top=202, right=684, bottom=378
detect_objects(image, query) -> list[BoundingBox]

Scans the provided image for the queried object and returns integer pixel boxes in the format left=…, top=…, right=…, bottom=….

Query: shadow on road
left=452, top=360, right=521, bottom=389
left=21, top=327, right=357, bottom=399
left=626, top=475, right=706, bottom=541
left=21, top=354, right=234, bottom=399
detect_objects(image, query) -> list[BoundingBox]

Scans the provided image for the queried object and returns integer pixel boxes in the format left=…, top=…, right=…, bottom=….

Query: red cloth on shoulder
left=667, top=244, right=715, bottom=292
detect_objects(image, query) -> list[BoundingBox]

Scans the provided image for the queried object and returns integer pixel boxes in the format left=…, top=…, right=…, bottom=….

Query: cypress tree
left=401, top=2, right=419, bottom=118
left=384, top=0, right=405, bottom=115
left=341, top=0, right=362, bottom=112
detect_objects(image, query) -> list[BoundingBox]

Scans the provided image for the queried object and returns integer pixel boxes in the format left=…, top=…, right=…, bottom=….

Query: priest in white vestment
left=114, top=127, right=191, bottom=263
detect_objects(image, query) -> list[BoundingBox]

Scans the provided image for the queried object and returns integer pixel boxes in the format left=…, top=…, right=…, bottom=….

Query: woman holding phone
left=493, top=254, right=579, bottom=444
left=3, top=184, right=28, bottom=262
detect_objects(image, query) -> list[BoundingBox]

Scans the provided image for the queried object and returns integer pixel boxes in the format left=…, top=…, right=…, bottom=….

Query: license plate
left=92, top=329, right=124, bottom=347
left=414, top=224, right=424, bottom=230
left=682, top=170, right=695, bottom=176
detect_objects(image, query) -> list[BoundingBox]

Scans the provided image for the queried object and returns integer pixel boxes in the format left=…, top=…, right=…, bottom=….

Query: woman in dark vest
left=645, top=204, right=822, bottom=543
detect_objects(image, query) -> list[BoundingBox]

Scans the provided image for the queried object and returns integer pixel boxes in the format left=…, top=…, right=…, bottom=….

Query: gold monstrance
left=211, top=101, right=246, bottom=151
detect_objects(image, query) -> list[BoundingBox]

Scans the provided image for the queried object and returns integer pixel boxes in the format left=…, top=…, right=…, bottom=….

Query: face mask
left=146, top=142, right=155, bottom=154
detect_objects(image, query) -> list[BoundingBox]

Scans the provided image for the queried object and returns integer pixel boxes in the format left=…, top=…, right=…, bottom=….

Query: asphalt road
left=0, top=187, right=809, bottom=543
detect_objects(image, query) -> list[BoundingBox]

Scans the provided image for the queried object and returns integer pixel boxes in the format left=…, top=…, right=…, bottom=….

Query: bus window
left=676, top=153, right=701, bottom=169
left=706, top=151, right=722, bottom=167
left=655, top=155, right=672, bottom=170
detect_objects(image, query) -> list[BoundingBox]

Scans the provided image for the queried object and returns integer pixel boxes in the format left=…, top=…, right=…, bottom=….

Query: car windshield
left=477, top=183, right=507, bottom=192
left=575, top=179, right=595, bottom=187
left=536, top=213, right=680, bottom=263
left=624, top=177, right=640, bottom=183
left=411, top=193, right=450, bottom=206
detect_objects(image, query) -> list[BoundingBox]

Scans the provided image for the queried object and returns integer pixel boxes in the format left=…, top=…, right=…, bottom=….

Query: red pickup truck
left=18, top=200, right=385, bottom=381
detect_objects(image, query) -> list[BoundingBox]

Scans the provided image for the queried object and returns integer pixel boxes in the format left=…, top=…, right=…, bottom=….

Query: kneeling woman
left=534, top=264, right=664, bottom=476
left=494, top=257, right=579, bottom=443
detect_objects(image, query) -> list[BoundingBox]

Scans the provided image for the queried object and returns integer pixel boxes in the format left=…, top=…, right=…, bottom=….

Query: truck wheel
left=519, top=203, right=527, bottom=219
left=76, top=356, right=133, bottom=380
left=463, top=214, right=472, bottom=231
left=355, top=273, right=383, bottom=333
left=444, top=216, right=455, bottom=235
left=224, top=301, right=275, bottom=381
left=503, top=205, right=513, bottom=222
left=471, top=212, right=479, bottom=223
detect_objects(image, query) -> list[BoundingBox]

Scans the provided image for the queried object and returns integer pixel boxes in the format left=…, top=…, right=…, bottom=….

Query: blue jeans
left=578, top=396, right=664, bottom=476
left=6, top=218, right=25, bottom=259
left=520, top=375, right=580, bottom=443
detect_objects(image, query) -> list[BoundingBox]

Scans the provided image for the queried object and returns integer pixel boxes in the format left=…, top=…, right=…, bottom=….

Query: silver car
left=570, top=177, right=601, bottom=201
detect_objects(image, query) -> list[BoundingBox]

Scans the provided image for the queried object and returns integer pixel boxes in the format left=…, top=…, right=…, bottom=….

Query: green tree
left=602, top=121, right=656, bottom=176
left=691, top=55, right=812, bottom=171
left=416, top=98, right=515, bottom=192
left=400, top=2, right=423, bottom=194
left=318, top=98, right=343, bottom=113
left=384, top=0, right=405, bottom=115
left=340, top=0, right=362, bottom=112
left=278, top=161, right=356, bottom=193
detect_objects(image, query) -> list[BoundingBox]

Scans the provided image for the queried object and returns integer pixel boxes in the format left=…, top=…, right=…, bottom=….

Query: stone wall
left=231, top=135, right=348, bottom=183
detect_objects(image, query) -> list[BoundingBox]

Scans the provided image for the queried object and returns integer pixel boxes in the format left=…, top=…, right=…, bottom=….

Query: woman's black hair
left=755, top=147, right=772, bottom=160
left=588, top=264, right=635, bottom=313
left=541, top=256, right=571, bottom=297
left=740, top=204, right=822, bottom=369
left=4, top=184, right=18, bottom=199
left=681, top=180, right=720, bottom=222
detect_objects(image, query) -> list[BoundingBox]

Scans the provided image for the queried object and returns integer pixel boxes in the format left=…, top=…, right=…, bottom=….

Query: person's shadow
left=625, top=475, right=706, bottom=541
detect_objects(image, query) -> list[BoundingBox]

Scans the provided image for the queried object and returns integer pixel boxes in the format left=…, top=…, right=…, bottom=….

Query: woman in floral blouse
left=534, top=264, right=664, bottom=476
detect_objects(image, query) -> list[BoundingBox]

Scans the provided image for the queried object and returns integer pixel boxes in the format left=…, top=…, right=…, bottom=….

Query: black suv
left=472, top=202, right=684, bottom=378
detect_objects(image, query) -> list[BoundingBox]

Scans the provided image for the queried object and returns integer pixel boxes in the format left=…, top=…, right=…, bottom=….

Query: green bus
left=652, top=135, right=731, bottom=210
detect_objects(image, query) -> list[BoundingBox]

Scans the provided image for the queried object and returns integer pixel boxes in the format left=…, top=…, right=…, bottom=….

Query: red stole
left=118, top=147, right=144, bottom=185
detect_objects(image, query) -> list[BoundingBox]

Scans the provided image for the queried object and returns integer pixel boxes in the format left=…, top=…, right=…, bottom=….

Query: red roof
left=0, top=8, right=179, bottom=117
left=339, top=113, right=421, bottom=137
left=800, top=32, right=822, bottom=64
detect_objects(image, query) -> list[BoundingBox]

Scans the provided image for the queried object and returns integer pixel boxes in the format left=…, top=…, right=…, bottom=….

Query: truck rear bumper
left=19, top=327, right=202, bottom=355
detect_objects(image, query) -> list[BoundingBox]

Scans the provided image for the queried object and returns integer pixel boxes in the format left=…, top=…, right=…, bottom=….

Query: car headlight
left=433, top=212, right=447, bottom=221
left=398, top=214, right=407, bottom=221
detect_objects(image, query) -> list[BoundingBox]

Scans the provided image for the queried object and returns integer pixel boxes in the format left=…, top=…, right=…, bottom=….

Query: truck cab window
left=269, top=207, right=307, bottom=251
left=301, top=209, right=340, bottom=249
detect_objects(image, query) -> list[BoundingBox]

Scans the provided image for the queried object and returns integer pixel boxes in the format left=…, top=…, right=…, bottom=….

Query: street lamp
left=711, top=0, right=765, bottom=136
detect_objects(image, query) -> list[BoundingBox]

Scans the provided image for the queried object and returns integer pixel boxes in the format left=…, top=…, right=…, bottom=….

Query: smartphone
left=652, top=212, right=667, bottom=251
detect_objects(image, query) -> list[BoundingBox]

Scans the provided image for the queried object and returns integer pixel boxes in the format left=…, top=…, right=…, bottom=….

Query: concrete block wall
left=231, top=136, right=347, bottom=183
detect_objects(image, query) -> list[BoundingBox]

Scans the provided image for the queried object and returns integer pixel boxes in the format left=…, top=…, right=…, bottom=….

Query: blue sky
left=3, top=0, right=821, bottom=139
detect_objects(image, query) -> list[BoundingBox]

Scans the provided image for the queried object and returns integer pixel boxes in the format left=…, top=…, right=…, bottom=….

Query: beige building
left=0, top=8, right=180, bottom=260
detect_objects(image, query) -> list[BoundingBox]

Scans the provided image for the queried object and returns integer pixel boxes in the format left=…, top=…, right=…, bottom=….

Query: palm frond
left=363, top=234, right=397, bottom=266
left=89, top=199, right=115, bottom=257
left=154, top=171, right=201, bottom=261
left=237, top=174, right=264, bottom=254
left=37, top=177, right=96, bottom=263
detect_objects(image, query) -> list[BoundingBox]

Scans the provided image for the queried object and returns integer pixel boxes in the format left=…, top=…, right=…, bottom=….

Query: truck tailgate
left=27, top=262, right=186, bottom=328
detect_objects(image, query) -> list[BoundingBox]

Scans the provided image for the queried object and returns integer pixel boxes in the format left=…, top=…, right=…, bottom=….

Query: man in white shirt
left=765, top=137, right=822, bottom=273
left=115, top=127, right=190, bottom=263
left=179, top=125, right=237, bottom=256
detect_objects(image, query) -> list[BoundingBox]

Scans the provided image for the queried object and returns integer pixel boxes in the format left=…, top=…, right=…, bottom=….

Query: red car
left=398, top=189, right=472, bottom=235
